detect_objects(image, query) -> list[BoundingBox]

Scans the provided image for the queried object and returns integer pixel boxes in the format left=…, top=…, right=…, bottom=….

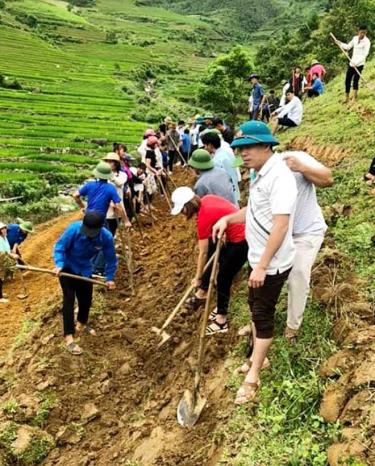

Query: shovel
left=177, top=240, right=222, bottom=428
left=151, top=253, right=216, bottom=347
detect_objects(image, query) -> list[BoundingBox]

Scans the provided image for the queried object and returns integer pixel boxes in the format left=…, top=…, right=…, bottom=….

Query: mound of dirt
left=286, top=136, right=349, bottom=167
left=0, top=170, right=238, bottom=465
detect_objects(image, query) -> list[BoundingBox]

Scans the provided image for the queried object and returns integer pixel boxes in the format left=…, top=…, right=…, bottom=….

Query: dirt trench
left=0, top=170, right=237, bottom=465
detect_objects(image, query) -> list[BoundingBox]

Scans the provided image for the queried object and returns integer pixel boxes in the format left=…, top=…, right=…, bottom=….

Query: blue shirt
left=252, top=83, right=265, bottom=106
left=54, top=221, right=117, bottom=281
left=312, top=78, right=324, bottom=95
left=181, top=134, right=190, bottom=154
left=79, top=180, right=121, bottom=217
left=7, top=224, right=27, bottom=249
left=213, top=148, right=240, bottom=205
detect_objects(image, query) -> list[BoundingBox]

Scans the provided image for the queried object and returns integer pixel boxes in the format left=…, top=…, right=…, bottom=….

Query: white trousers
left=287, top=234, right=324, bottom=330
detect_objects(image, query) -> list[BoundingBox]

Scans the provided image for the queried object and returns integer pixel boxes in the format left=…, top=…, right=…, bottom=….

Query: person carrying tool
left=6, top=218, right=34, bottom=263
left=73, top=161, right=132, bottom=229
left=171, top=187, right=248, bottom=335
left=0, top=222, right=20, bottom=304
left=166, top=122, right=181, bottom=173
left=188, top=149, right=236, bottom=204
left=102, top=153, right=128, bottom=237
left=213, top=121, right=297, bottom=404
left=335, top=26, right=371, bottom=103
left=53, top=211, right=117, bottom=355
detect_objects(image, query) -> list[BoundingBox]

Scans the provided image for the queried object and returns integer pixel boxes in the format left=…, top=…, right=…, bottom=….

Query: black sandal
left=185, top=295, right=206, bottom=310
left=206, top=319, right=229, bottom=335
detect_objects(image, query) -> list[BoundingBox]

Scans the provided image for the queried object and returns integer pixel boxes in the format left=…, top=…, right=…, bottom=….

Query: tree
left=197, top=46, right=253, bottom=125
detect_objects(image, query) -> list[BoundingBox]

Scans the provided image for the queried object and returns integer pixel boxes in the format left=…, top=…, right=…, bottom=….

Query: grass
left=218, top=288, right=339, bottom=466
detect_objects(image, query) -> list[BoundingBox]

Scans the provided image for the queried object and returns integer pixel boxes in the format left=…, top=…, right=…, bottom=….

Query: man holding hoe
left=213, top=121, right=297, bottom=404
left=333, top=25, right=371, bottom=103
left=53, top=211, right=117, bottom=355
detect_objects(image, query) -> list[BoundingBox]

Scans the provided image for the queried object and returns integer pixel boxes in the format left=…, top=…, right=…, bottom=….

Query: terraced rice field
left=0, top=0, right=230, bottom=223
left=0, top=0, right=223, bottom=194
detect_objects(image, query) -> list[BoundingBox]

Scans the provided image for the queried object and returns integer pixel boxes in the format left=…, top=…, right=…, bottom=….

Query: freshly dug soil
left=0, top=170, right=237, bottom=465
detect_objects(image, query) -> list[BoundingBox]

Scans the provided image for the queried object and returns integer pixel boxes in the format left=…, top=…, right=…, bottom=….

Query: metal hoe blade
left=151, top=326, right=171, bottom=347
left=177, top=389, right=207, bottom=428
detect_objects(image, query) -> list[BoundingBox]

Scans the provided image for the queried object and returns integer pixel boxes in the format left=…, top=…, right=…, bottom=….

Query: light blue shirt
left=213, top=147, right=240, bottom=204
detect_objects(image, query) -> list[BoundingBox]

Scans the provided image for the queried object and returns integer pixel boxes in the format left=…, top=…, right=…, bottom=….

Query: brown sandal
left=235, top=358, right=270, bottom=375
left=234, top=381, right=261, bottom=405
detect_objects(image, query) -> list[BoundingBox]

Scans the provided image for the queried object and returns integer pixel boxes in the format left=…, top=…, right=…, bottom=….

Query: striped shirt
left=246, top=155, right=297, bottom=274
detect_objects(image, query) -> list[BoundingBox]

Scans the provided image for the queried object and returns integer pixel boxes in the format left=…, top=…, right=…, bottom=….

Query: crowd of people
left=248, top=25, right=371, bottom=133
left=0, top=25, right=371, bottom=407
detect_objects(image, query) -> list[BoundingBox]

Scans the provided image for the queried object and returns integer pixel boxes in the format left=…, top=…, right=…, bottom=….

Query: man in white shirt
left=337, top=26, right=371, bottom=103
left=271, top=89, right=303, bottom=135
left=213, top=121, right=297, bottom=405
left=280, top=151, right=333, bottom=340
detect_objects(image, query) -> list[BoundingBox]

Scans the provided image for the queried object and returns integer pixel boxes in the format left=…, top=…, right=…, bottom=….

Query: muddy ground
left=0, top=163, right=373, bottom=465
left=0, top=170, right=238, bottom=465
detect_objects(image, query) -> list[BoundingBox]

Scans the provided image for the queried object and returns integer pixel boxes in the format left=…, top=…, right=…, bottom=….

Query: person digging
left=53, top=211, right=118, bottom=355
left=171, top=187, right=248, bottom=335
left=6, top=218, right=34, bottom=264
left=0, top=222, right=20, bottom=304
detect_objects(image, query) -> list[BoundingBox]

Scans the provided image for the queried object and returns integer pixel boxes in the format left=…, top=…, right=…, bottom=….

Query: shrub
left=15, top=13, right=38, bottom=28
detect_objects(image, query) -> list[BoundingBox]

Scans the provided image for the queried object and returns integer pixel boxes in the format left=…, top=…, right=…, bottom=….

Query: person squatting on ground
left=337, top=26, right=371, bottom=103
left=188, top=149, right=237, bottom=204
left=171, top=187, right=248, bottom=335
left=271, top=88, right=303, bottom=134
left=6, top=219, right=34, bottom=264
left=213, top=121, right=297, bottom=404
left=306, top=73, right=324, bottom=98
left=53, top=211, right=117, bottom=355
left=0, top=223, right=20, bottom=304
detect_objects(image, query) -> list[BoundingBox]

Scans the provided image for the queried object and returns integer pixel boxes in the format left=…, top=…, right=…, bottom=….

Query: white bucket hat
left=0, top=222, right=7, bottom=230
left=171, top=187, right=195, bottom=216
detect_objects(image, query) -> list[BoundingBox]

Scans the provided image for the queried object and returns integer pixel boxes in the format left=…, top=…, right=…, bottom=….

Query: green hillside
left=0, top=0, right=230, bottom=220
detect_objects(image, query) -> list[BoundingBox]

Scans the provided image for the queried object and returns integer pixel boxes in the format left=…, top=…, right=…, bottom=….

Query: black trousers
left=201, top=240, right=248, bottom=315
left=248, top=267, right=291, bottom=339
left=168, top=150, right=178, bottom=171
left=106, top=218, right=118, bottom=237
left=59, top=270, right=93, bottom=336
left=0, top=279, right=3, bottom=299
left=307, top=89, right=320, bottom=98
left=345, top=65, right=364, bottom=93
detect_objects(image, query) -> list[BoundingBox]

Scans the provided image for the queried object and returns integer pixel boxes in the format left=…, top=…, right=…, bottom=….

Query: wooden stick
left=156, top=175, right=172, bottom=210
left=170, top=137, right=187, bottom=166
left=330, top=33, right=368, bottom=83
left=15, top=265, right=107, bottom=286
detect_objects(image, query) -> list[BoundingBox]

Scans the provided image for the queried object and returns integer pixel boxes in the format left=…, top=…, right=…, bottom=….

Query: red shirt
left=197, top=195, right=245, bottom=243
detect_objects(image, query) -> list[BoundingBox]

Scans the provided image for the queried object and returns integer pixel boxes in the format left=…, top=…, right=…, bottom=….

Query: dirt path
left=0, top=170, right=239, bottom=465
left=0, top=211, right=81, bottom=353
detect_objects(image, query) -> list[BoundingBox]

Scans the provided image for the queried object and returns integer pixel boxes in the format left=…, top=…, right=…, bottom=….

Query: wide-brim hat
left=248, top=73, right=259, bottom=80
left=311, top=59, right=319, bottom=65
left=188, top=149, right=214, bottom=170
left=202, top=115, right=214, bottom=120
left=93, top=161, right=114, bottom=180
left=102, top=152, right=120, bottom=162
left=164, top=116, right=173, bottom=124
left=231, top=121, right=279, bottom=150
left=171, top=187, right=195, bottom=216
left=16, top=218, right=34, bottom=233
left=0, top=222, right=7, bottom=230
